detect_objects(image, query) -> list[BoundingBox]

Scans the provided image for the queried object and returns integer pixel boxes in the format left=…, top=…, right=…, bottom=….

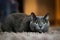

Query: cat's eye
left=34, top=20, right=38, bottom=24
left=42, top=20, right=46, bottom=24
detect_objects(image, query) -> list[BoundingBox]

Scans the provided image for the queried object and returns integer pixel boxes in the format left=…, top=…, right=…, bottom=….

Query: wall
left=55, top=0, right=60, bottom=26
left=24, top=0, right=60, bottom=26
left=24, top=0, right=37, bottom=15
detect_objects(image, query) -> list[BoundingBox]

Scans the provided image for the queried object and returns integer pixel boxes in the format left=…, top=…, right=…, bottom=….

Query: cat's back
left=3, top=13, right=27, bottom=24
left=10, top=13, right=26, bottom=19
left=1, top=13, right=30, bottom=32
left=8, top=13, right=28, bottom=26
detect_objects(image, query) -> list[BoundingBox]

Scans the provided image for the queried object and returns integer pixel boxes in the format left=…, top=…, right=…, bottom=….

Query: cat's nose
left=39, top=26, right=42, bottom=28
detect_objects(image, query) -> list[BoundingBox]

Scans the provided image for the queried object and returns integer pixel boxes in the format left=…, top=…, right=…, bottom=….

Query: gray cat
left=1, top=12, right=50, bottom=33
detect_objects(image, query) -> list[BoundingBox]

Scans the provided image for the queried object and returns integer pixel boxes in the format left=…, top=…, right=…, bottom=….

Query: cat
left=30, top=13, right=50, bottom=33
left=1, top=12, right=50, bottom=33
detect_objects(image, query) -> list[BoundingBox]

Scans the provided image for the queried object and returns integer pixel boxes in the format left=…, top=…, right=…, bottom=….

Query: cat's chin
left=39, top=32, right=42, bottom=33
left=37, top=30, right=42, bottom=33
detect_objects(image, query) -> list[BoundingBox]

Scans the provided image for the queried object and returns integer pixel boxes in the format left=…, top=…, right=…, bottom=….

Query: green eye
left=42, top=20, right=46, bottom=24
left=34, top=20, right=38, bottom=24
left=35, top=21, right=37, bottom=24
left=36, top=21, right=38, bottom=23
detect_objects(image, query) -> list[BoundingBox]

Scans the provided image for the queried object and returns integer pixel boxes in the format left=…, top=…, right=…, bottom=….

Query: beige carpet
left=0, top=27, right=60, bottom=40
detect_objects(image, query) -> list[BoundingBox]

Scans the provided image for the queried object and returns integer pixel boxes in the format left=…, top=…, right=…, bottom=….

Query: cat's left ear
left=43, top=13, right=49, bottom=20
left=30, top=12, right=37, bottom=21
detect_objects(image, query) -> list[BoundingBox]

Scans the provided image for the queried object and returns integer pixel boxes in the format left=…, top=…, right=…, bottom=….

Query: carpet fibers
left=0, top=27, right=60, bottom=40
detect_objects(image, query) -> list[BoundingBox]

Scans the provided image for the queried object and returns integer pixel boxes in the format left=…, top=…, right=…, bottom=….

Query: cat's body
left=1, top=13, right=50, bottom=33
left=1, top=13, right=31, bottom=32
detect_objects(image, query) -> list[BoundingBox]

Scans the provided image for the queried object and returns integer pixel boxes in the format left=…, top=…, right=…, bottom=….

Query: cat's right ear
left=43, top=12, right=49, bottom=20
left=30, top=12, right=37, bottom=21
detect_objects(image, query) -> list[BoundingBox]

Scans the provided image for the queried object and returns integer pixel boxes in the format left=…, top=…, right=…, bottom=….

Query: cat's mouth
left=38, top=30, right=42, bottom=33
left=35, top=29, right=42, bottom=33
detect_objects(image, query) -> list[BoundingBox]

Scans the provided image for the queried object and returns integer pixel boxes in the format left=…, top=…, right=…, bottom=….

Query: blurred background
left=17, top=0, right=60, bottom=26
left=0, top=0, right=60, bottom=26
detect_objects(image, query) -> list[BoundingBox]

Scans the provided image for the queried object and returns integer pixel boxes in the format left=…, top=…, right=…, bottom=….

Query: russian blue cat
left=1, top=12, right=50, bottom=33
left=30, top=13, right=50, bottom=33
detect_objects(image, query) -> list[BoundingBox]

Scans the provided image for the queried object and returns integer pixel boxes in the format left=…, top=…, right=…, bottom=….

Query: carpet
left=0, top=27, right=60, bottom=40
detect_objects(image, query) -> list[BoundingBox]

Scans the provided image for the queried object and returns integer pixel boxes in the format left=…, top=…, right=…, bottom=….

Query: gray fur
left=30, top=16, right=50, bottom=32
left=30, top=13, right=50, bottom=33
left=1, top=13, right=50, bottom=33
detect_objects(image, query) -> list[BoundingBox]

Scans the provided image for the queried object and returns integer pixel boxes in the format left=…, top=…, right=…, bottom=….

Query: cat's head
left=30, top=12, right=49, bottom=33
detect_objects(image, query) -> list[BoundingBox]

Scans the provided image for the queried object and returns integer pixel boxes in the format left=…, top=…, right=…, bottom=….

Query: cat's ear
left=43, top=13, right=49, bottom=20
left=30, top=12, right=37, bottom=21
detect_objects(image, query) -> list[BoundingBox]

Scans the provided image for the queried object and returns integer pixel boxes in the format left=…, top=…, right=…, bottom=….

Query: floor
left=0, top=27, right=60, bottom=40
